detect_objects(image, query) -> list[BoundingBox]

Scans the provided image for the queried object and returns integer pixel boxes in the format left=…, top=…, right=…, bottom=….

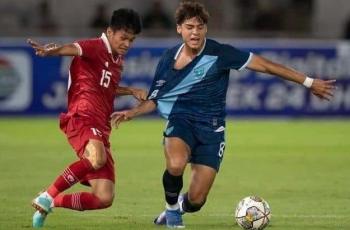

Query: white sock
left=166, top=202, right=179, bottom=210
left=41, top=191, right=53, bottom=202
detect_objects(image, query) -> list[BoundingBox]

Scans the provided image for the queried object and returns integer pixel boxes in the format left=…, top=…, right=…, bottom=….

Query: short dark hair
left=175, top=1, right=209, bottom=25
left=110, top=8, right=142, bottom=34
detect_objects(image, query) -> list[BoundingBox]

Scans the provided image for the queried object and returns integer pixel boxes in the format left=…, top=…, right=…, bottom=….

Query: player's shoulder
left=158, top=44, right=182, bottom=63
left=205, top=39, right=230, bottom=52
left=75, top=37, right=103, bottom=47
left=206, top=38, right=226, bottom=48
left=206, top=38, right=222, bottom=46
left=166, top=43, right=182, bottom=58
left=205, top=38, right=244, bottom=58
left=73, top=37, right=105, bottom=57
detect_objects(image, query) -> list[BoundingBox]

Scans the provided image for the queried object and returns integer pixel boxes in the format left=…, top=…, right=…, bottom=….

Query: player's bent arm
left=27, top=39, right=79, bottom=57
left=50, top=43, right=80, bottom=56
left=116, top=86, right=147, bottom=100
left=116, top=86, right=134, bottom=95
left=127, top=100, right=157, bottom=118
left=111, top=100, right=156, bottom=128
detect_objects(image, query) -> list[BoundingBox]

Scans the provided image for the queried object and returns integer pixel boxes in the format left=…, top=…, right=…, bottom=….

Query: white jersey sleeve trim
left=73, top=43, right=82, bottom=56
left=238, top=52, right=253, bottom=71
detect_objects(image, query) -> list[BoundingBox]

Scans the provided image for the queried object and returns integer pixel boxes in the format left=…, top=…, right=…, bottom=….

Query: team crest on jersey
left=194, top=67, right=205, bottom=77
left=156, top=79, right=166, bottom=87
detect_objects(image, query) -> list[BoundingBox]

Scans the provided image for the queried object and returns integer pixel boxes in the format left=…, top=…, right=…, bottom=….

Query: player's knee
left=188, top=192, right=207, bottom=206
left=86, top=154, right=107, bottom=170
left=85, top=141, right=107, bottom=169
left=167, top=158, right=186, bottom=176
left=98, top=193, right=114, bottom=208
left=93, top=154, right=107, bottom=169
left=183, top=193, right=206, bottom=213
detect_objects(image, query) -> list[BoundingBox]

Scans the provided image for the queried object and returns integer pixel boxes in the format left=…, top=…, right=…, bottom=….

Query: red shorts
left=59, top=113, right=115, bottom=186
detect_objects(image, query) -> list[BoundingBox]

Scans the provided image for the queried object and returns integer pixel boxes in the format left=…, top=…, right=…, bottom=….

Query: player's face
left=107, top=28, right=136, bottom=55
left=177, top=17, right=207, bottom=51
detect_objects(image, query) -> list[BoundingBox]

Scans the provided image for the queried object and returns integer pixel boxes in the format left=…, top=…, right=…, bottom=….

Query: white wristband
left=303, top=77, right=314, bottom=88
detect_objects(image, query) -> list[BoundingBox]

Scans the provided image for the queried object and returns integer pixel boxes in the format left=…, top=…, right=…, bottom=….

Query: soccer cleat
left=154, top=210, right=167, bottom=225
left=32, top=211, right=47, bottom=228
left=154, top=195, right=185, bottom=226
left=165, top=209, right=185, bottom=228
left=32, top=193, right=53, bottom=214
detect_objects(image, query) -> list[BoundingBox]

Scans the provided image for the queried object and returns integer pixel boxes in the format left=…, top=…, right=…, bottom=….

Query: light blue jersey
left=148, top=38, right=252, bottom=124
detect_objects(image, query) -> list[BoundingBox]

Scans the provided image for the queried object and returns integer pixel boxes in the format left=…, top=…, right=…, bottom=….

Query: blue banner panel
left=0, top=39, right=349, bottom=117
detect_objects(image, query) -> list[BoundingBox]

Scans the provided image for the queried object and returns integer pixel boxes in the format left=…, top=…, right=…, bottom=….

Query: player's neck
left=183, top=39, right=205, bottom=58
left=183, top=46, right=200, bottom=59
left=112, top=50, right=119, bottom=56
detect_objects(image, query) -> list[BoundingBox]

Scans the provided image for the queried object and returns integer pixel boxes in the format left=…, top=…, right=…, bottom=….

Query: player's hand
left=110, top=110, right=134, bottom=129
left=310, top=79, right=336, bottom=101
left=27, top=38, right=59, bottom=57
left=131, top=88, right=148, bottom=101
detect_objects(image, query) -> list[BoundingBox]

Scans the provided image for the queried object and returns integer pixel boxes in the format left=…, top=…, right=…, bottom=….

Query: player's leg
left=153, top=166, right=215, bottom=229
left=155, top=165, right=216, bottom=228
left=180, top=140, right=224, bottom=214
left=162, top=137, right=190, bottom=228
left=51, top=146, right=115, bottom=211
left=32, top=139, right=106, bottom=227
left=181, top=137, right=225, bottom=217
left=53, top=179, right=114, bottom=210
left=164, top=137, right=189, bottom=202
left=155, top=118, right=195, bottom=227
left=33, top=139, right=106, bottom=211
left=90, top=179, right=115, bottom=208
left=181, top=164, right=216, bottom=212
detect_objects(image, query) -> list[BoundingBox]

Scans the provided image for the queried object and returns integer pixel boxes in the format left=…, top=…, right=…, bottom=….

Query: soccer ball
left=235, top=196, right=271, bottom=230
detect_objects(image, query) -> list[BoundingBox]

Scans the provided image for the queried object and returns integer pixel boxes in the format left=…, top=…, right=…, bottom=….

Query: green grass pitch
left=0, top=118, right=349, bottom=229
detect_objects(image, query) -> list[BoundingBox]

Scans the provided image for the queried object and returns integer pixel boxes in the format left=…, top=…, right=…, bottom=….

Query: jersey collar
left=101, top=33, right=112, bottom=54
left=174, top=38, right=207, bottom=60
left=101, top=32, right=122, bottom=64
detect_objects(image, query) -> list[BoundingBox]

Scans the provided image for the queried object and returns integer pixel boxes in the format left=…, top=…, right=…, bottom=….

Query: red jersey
left=65, top=33, right=123, bottom=134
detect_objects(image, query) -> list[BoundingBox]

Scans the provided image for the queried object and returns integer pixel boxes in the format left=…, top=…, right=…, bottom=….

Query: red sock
left=47, top=158, right=94, bottom=198
left=53, top=192, right=102, bottom=211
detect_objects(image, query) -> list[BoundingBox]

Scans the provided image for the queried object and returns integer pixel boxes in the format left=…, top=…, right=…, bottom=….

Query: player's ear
left=106, top=27, right=113, bottom=37
left=176, top=25, right=182, bottom=34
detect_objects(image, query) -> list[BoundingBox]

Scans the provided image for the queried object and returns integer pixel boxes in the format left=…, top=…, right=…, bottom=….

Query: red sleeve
left=74, top=39, right=98, bottom=58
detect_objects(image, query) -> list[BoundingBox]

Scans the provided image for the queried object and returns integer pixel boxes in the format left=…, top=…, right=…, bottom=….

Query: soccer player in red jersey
left=27, top=9, right=144, bottom=228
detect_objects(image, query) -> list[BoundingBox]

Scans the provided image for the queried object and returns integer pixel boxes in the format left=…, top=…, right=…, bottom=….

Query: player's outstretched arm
left=110, top=100, right=156, bottom=129
left=116, top=86, right=148, bottom=101
left=247, top=54, right=336, bottom=100
left=27, top=39, right=79, bottom=57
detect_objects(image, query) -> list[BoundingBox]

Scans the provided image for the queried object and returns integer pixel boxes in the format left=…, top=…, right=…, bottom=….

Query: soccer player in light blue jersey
left=112, top=1, right=336, bottom=228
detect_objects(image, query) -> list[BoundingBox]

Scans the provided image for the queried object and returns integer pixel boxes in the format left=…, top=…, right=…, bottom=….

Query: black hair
left=110, top=8, right=142, bottom=34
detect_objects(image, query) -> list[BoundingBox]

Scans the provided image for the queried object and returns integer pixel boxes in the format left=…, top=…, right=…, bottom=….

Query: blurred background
left=0, top=0, right=349, bottom=117
left=2, top=0, right=350, bottom=39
